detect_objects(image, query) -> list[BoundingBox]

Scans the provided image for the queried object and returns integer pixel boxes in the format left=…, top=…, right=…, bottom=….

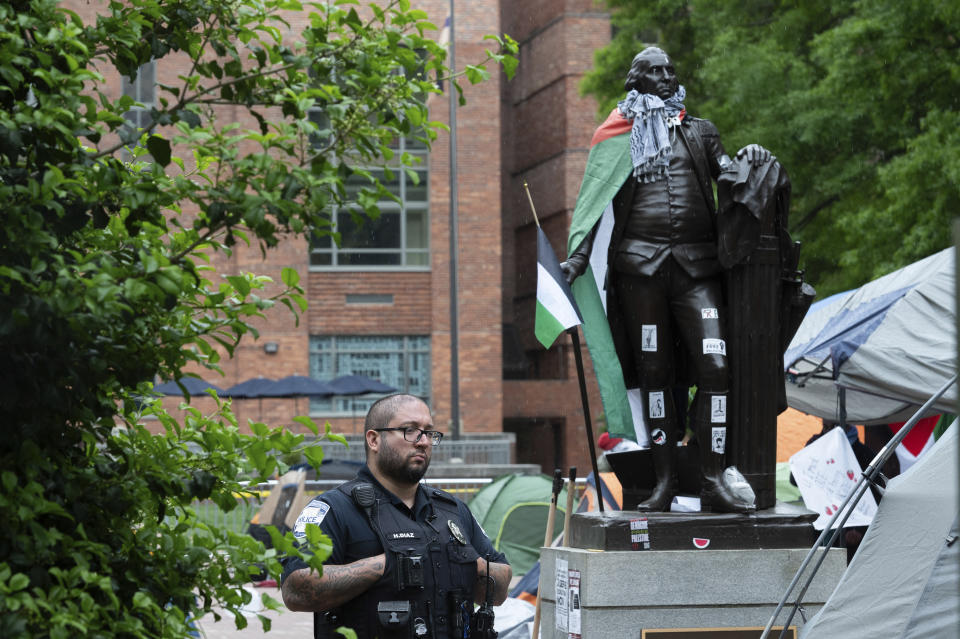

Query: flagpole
left=524, top=181, right=604, bottom=513
left=523, top=181, right=540, bottom=228
left=569, top=327, right=604, bottom=513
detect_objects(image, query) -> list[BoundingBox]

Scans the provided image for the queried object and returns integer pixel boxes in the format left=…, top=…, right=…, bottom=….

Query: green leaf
left=280, top=267, right=300, bottom=287
left=303, top=444, right=325, bottom=470
left=2, top=471, right=16, bottom=492
left=226, top=275, right=251, bottom=297
left=146, top=135, right=171, bottom=166
left=292, top=416, right=319, bottom=434
left=8, top=573, right=29, bottom=592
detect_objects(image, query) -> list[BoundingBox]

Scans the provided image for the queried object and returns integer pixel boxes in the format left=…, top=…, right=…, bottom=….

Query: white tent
left=799, top=422, right=959, bottom=638
left=784, top=248, right=956, bottom=424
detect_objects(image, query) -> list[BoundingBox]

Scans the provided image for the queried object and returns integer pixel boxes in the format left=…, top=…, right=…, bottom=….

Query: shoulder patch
left=293, top=499, right=330, bottom=539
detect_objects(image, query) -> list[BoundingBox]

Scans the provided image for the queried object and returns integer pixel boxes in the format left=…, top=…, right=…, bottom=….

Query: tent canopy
left=467, top=474, right=568, bottom=577
left=800, top=422, right=959, bottom=638
left=784, top=248, right=956, bottom=424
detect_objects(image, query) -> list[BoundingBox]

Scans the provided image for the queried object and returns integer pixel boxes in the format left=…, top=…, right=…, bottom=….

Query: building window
left=309, top=51, right=430, bottom=270
left=122, top=61, right=155, bottom=132
left=309, top=335, right=431, bottom=415
left=309, top=132, right=429, bottom=269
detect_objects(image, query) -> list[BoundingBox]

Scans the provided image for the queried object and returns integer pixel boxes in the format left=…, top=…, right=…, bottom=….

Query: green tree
left=0, top=0, right=516, bottom=636
left=582, top=0, right=959, bottom=295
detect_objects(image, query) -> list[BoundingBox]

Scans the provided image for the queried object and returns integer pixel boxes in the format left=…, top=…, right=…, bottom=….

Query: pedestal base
left=540, top=545, right=845, bottom=638
left=538, top=506, right=844, bottom=637
left=571, top=502, right=819, bottom=551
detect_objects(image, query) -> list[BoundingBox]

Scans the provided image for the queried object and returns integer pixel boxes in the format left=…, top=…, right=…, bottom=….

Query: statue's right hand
left=559, top=260, right=581, bottom=285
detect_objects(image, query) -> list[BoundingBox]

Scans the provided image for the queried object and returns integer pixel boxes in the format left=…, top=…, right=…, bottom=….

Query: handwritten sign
left=789, top=426, right=877, bottom=530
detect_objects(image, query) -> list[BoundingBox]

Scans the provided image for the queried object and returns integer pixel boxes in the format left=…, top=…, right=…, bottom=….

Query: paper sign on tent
left=789, top=426, right=878, bottom=530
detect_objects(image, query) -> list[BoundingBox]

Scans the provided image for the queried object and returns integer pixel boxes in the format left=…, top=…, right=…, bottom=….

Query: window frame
left=308, top=132, right=430, bottom=272
left=308, top=335, right=431, bottom=416
left=121, top=61, right=156, bottom=132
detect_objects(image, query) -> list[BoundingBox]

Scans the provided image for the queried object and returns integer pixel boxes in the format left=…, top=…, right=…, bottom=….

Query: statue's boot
left=695, top=391, right=755, bottom=514
left=637, top=388, right=678, bottom=512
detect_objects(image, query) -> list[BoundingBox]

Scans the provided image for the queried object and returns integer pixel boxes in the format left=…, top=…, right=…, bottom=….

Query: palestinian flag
left=535, top=227, right=582, bottom=348
left=566, top=108, right=648, bottom=443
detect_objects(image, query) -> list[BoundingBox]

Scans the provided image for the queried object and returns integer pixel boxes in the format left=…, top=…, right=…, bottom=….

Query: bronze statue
left=562, top=48, right=773, bottom=514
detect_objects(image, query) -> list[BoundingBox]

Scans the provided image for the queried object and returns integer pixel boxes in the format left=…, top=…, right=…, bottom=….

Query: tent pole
left=760, top=372, right=958, bottom=639
left=838, top=387, right=847, bottom=428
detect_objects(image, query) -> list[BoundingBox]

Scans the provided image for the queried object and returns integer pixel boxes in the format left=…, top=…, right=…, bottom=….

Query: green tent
left=467, top=473, right=568, bottom=577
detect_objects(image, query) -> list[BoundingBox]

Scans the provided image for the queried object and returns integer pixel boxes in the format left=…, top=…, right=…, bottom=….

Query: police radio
left=471, top=555, right=497, bottom=639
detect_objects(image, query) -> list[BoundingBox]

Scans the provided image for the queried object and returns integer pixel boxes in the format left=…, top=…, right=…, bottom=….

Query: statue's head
left=624, top=47, right=679, bottom=99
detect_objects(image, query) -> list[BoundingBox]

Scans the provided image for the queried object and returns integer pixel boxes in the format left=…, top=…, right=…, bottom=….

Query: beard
left=376, top=441, right=431, bottom=484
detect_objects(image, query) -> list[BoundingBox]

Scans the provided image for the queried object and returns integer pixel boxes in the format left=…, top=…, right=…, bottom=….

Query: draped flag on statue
left=535, top=227, right=582, bottom=348
left=566, top=107, right=649, bottom=443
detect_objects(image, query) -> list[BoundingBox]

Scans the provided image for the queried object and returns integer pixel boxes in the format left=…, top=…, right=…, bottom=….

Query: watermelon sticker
left=692, top=538, right=710, bottom=549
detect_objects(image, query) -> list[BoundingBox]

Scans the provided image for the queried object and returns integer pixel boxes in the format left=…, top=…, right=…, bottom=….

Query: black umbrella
left=327, top=374, right=396, bottom=396
left=225, top=375, right=336, bottom=417
left=225, top=376, right=335, bottom=398
left=154, top=377, right=226, bottom=396
left=266, top=375, right=335, bottom=398
left=224, top=377, right=277, bottom=398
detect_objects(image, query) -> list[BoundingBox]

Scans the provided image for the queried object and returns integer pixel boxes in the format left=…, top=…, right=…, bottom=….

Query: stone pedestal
left=540, top=545, right=844, bottom=638
left=537, top=508, right=846, bottom=637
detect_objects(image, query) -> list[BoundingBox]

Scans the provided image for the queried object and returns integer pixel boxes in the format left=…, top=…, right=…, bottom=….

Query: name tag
left=391, top=532, right=417, bottom=539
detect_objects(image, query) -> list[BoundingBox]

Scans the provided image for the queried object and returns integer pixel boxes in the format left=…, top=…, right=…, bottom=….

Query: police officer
left=281, top=394, right=511, bottom=638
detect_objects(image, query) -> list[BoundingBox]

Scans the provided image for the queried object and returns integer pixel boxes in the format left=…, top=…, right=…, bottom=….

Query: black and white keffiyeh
left=617, top=85, right=687, bottom=183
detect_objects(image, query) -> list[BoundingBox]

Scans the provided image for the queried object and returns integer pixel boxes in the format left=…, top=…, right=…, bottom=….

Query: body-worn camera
left=396, top=552, right=425, bottom=590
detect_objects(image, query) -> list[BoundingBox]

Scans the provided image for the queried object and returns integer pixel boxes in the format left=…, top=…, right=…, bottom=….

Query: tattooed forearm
left=473, top=558, right=512, bottom=606
left=282, top=554, right=386, bottom=612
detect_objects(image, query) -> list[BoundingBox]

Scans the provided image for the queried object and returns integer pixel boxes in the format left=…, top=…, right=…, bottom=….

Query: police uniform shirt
left=282, top=465, right=506, bottom=579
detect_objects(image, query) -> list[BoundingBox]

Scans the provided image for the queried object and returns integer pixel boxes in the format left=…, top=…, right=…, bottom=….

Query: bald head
left=365, top=394, right=428, bottom=431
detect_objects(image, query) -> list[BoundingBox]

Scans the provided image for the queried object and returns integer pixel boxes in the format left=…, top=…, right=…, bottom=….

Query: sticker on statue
left=702, top=338, right=726, bottom=355
left=641, top=324, right=657, bottom=351
left=711, top=427, right=726, bottom=454
left=710, top=396, right=726, bottom=423
left=648, top=391, right=665, bottom=419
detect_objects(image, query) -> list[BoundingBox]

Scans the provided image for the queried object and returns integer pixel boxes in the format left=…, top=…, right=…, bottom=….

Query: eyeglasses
left=374, top=427, right=443, bottom=446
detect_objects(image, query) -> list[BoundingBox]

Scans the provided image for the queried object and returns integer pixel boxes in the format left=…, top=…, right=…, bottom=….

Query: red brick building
left=81, top=0, right=615, bottom=473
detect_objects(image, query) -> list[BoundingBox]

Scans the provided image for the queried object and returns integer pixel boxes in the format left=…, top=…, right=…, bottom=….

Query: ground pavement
left=195, top=584, right=313, bottom=638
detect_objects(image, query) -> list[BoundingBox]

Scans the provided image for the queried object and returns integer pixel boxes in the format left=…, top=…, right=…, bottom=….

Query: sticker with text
left=711, top=395, right=727, bottom=423
left=651, top=428, right=667, bottom=445
left=630, top=517, right=651, bottom=550
left=555, top=558, right=569, bottom=631
left=703, top=338, right=726, bottom=355
left=701, top=308, right=719, bottom=319
left=568, top=570, right=581, bottom=638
